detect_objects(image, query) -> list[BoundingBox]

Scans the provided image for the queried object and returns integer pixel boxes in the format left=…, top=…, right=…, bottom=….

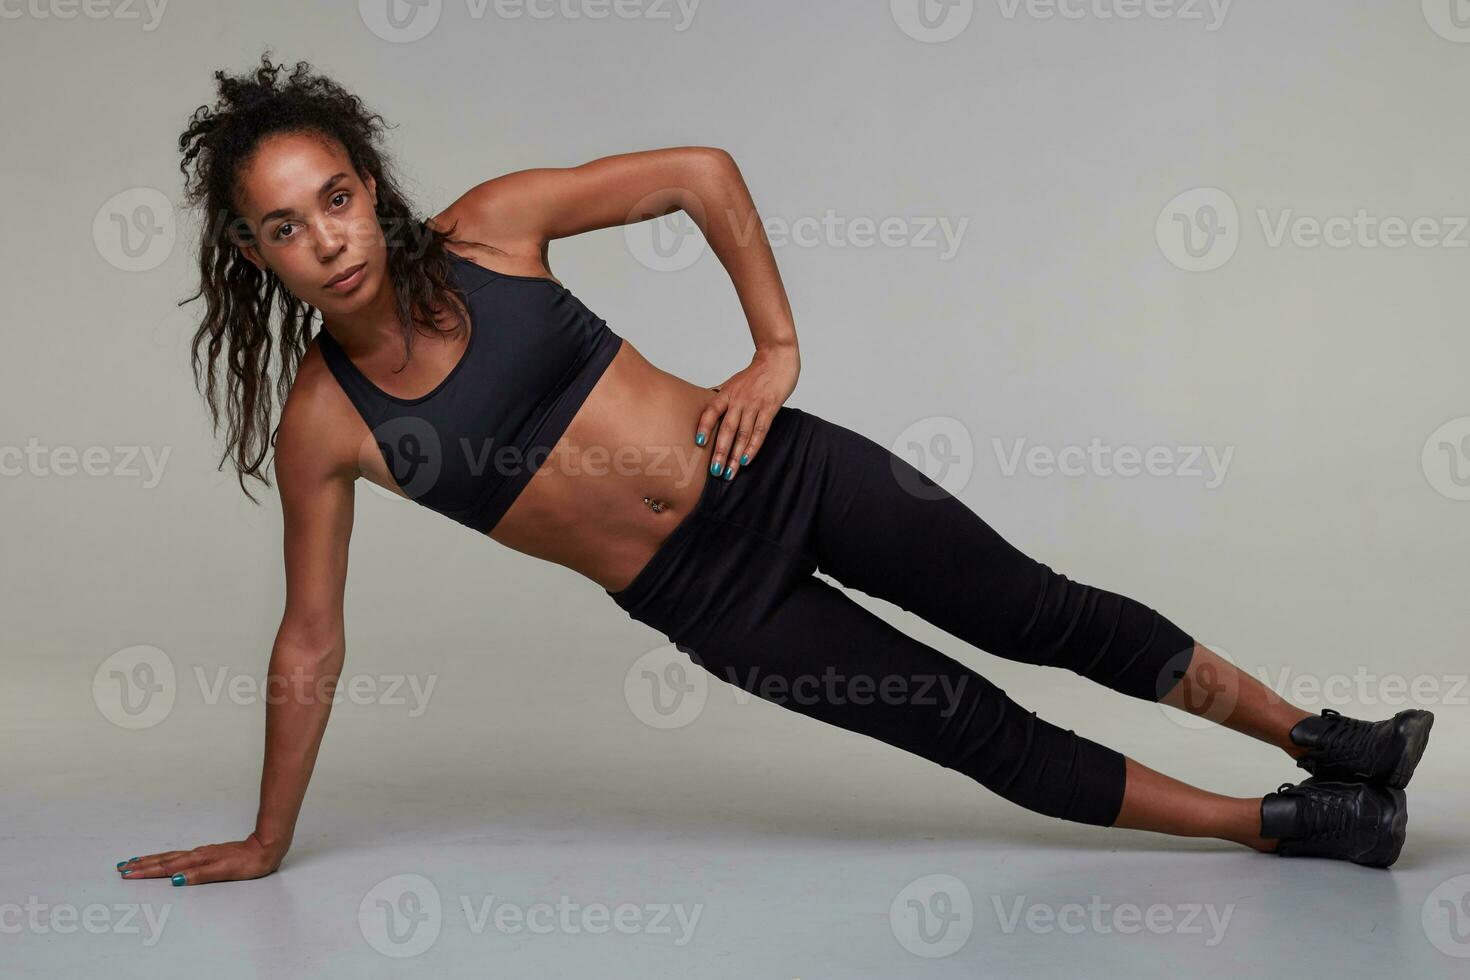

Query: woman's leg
left=678, top=569, right=1278, bottom=848
left=1158, top=644, right=1312, bottom=759
left=1115, top=758, right=1276, bottom=851
left=679, top=575, right=1287, bottom=852
left=796, top=412, right=1313, bottom=758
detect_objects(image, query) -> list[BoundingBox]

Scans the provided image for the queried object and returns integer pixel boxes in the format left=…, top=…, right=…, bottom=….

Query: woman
left=118, top=55, right=1433, bottom=886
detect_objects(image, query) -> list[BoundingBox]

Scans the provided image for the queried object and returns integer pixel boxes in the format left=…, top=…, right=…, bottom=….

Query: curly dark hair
left=176, top=49, right=484, bottom=501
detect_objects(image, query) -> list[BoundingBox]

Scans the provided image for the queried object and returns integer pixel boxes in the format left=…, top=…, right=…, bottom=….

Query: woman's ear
left=224, top=221, right=266, bottom=273
left=237, top=245, right=266, bottom=273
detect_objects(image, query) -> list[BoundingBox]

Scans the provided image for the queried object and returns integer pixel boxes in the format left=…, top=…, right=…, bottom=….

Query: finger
left=711, top=402, right=744, bottom=477
left=171, top=858, right=257, bottom=887
left=118, top=851, right=189, bottom=876
left=728, top=404, right=772, bottom=477
left=723, top=406, right=755, bottom=480
left=739, top=408, right=772, bottom=468
left=125, top=850, right=214, bottom=880
left=695, top=393, right=727, bottom=450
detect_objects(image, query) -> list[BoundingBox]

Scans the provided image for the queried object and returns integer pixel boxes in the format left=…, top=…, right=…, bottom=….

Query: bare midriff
left=485, top=338, right=720, bottom=593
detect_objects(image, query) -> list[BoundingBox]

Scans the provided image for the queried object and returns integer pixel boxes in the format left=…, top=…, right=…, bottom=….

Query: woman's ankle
left=1277, top=708, right=1317, bottom=758
left=1223, top=797, right=1279, bottom=852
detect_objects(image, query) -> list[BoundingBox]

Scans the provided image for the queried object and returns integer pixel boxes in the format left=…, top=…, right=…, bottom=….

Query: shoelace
left=1276, top=782, right=1351, bottom=840
left=1312, top=708, right=1377, bottom=763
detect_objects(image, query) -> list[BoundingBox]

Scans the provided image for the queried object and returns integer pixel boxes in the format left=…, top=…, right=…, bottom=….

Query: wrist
left=755, top=339, right=799, bottom=364
left=252, top=828, right=293, bottom=858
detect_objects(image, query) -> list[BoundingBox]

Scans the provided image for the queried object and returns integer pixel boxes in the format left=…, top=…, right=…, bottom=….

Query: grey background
left=4, top=1, right=1468, bottom=976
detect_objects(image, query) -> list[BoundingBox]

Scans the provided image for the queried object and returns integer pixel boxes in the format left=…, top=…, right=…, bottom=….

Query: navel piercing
left=643, top=495, right=669, bottom=513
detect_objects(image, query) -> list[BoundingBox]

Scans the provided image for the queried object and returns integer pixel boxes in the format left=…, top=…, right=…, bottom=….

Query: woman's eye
left=271, top=196, right=345, bottom=240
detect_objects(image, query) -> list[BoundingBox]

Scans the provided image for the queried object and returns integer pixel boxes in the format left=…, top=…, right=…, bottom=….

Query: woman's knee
left=997, top=563, right=1195, bottom=702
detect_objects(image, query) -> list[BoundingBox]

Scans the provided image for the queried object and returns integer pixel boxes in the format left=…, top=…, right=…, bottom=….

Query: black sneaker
left=1260, top=778, right=1407, bottom=868
left=1288, top=707, right=1434, bottom=789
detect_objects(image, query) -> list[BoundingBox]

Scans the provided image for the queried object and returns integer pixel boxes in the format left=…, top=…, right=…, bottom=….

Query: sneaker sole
left=1387, top=710, right=1434, bottom=790
left=1359, top=785, right=1408, bottom=868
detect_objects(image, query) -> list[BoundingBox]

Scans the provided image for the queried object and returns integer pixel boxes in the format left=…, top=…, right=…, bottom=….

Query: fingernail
left=116, top=857, right=137, bottom=869
left=740, top=454, right=749, bottom=466
left=710, top=461, right=722, bottom=476
left=723, top=466, right=734, bottom=481
left=120, top=869, right=132, bottom=876
left=695, top=432, right=706, bottom=446
left=171, top=873, right=187, bottom=887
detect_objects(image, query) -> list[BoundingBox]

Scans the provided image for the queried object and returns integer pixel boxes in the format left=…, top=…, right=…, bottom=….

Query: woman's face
left=232, top=131, right=386, bottom=313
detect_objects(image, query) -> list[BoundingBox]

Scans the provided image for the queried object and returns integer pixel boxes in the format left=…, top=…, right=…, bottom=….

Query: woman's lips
left=326, top=263, right=366, bottom=292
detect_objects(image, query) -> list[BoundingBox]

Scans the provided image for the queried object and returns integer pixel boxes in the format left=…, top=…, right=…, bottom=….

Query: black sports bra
left=316, top=238, right=624, bottom=533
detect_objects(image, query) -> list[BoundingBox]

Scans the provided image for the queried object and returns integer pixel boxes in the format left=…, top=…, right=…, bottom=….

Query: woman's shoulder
left=276, top=340, right=364, bottom=483
left=427, top=204, right=560, bottom=283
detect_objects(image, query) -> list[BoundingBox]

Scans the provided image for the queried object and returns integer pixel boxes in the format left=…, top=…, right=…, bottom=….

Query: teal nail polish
left=740, top=454, right=749, bottom=465
left=120, top=869, right=132, bottom=876
left=116, top=858, right=137, bottom=869
left=695, top=432, right=706, bottom=446
left=724, top=466, right=734, bottom=481
left=171, top=873, right=186, bottom=886
left=710, top=461, right=722, bottom=477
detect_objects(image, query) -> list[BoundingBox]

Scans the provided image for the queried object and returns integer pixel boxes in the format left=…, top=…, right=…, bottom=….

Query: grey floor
left=8, top=622, right=1469, bottom=979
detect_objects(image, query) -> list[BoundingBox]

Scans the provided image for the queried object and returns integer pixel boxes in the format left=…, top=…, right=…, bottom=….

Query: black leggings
left=606, top=406, right=1196, bottom=827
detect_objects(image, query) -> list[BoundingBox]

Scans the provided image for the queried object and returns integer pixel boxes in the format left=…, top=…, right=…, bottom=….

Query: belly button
left=642, top=495, right=670, bottom=513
